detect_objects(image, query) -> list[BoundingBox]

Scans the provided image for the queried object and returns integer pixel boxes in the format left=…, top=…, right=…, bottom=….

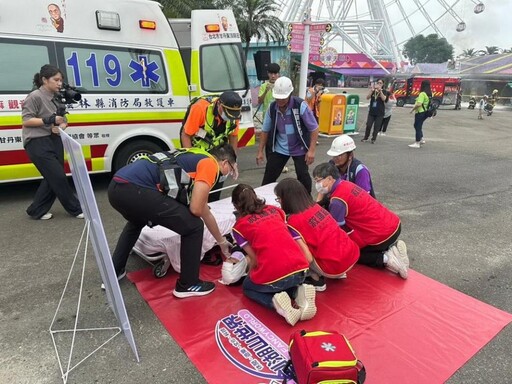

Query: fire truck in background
left=391, top=76, right=461, bottom=108
left=0, top=0, right=254, bottom=183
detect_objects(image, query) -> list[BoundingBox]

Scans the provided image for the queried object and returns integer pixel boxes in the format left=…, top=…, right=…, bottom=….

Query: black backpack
left=424, top=96, right=438, bottom=118
left=149, top=151, right=191, bottom=205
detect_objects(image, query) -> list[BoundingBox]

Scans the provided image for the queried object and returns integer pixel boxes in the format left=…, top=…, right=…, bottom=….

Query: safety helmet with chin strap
left=327, top=135, right=356, bottom=156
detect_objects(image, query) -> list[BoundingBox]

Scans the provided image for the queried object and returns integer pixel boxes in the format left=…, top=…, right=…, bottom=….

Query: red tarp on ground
left=128, top=265, right=512, bottom=384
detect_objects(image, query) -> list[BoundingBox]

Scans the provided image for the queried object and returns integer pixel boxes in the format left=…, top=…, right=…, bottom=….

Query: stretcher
left=132, top=183, right=278, bottom=277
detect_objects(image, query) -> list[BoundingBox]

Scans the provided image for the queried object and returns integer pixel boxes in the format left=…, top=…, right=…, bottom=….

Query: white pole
left=299, top=14, right=311, bottom=99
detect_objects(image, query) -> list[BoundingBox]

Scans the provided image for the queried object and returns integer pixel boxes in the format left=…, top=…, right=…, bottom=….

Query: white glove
left=218, top=237, right=233, bottom=257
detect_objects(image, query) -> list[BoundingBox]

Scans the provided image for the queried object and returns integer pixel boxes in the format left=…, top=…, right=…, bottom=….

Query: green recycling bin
left=343, top=94, right=359, bottom=134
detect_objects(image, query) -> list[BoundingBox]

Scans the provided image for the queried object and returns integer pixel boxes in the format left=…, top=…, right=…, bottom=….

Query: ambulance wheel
left=153, top=260, right=168, bottom=278
left=113, top=140, right=164, bottom=172
left=396, top=99, right=405, bottom=107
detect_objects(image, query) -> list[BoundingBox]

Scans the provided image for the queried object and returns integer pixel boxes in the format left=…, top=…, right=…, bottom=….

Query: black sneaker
left=304, top=275, right=326, bottom=292
left=173, top=279, right=215, bottom=298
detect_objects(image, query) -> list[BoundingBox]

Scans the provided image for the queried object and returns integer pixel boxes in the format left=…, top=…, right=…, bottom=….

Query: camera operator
left=361, top=78, right=389, bottom=144
left=305, top=78, right=326, bottom=122
left=22, top=64, right=83, bottom=220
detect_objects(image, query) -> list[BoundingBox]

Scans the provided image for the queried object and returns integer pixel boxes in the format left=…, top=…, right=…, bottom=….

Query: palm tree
left=484, top=46, right=499, bottom=55
left=157, top=0, right=215, bottom=18
left=461, top=48, right=477, bottom=58
left=227, top=0, right=285, bottom=63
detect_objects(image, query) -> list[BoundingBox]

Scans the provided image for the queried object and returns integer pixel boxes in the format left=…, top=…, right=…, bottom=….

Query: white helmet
left=272, top=76, right=294, bottom=99
left=327, top=135, right=356, bottom=156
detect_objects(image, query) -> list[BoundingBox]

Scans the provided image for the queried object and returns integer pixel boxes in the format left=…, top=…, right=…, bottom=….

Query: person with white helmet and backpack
left=257, top=76, right=319, bottom=193
left=327, top=134, right=375, bottom=197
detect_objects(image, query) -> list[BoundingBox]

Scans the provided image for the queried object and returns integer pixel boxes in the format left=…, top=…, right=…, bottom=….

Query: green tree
left=157, top=0, right=215, bottom=18
left=461, top=48, right=477, bottom=58
left=484, top=46, right=500, bottom=55
left=402, top=34, right=454, bottom=65
left=218, top=0, right=285, bottom=62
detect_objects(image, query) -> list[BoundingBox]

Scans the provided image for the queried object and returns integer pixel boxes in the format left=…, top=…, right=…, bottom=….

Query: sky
left=440, top=1, right=511, bottom=55
left=279, top=0, right=511, bottom=58
left=379, top=0, right=511, bottom=56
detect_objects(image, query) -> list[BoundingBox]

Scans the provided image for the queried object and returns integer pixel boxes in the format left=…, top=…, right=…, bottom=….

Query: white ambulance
left=0, top=0, right=254, bottom=183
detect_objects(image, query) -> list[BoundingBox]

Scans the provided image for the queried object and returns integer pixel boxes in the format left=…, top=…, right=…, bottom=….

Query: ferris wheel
left=276, top=0, right=487, bottom=66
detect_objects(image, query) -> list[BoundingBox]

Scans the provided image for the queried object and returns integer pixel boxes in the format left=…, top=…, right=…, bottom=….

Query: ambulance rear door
left=188, top=10, right=254, bottom=143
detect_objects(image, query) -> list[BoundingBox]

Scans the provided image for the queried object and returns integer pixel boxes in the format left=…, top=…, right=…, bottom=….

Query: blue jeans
left=243, top=271, right=306, bottom=309
left=414, top=113, right=426, bottom=142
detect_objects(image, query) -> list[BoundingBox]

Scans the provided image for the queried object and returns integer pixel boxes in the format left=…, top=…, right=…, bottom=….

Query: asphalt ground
left=1, top=95, right=511, bottom=383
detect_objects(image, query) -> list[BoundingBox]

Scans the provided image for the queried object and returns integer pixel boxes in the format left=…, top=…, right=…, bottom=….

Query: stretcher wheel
left=153, top=260, right=168, bottom=278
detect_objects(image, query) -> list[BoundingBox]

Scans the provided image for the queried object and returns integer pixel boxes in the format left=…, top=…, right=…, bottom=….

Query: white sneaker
left=101, top=270, right=127, bottom=290
left=377, top=132, right=382, bottom=136
left=395, top=240, right=409, bottom=268
left=420, top=139, right=426, bottom=145
left=385, top=249, right=408, bottom=279
left=40, top=213, right=53, bottom=220
left=76, top=213, right=85, bottom=219
left=295, top=284, right=317, bottom=321
left=282, top=166, right=289, bottom=174
left=380, top=132, right=386, bottom=136
left=272, top=292, right=301, bottom=326
left=408, top=142, right=421, bottom=148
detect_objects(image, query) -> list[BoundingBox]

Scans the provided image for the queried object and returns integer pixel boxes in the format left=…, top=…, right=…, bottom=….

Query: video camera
left=53, top=83, right=82, bottom=116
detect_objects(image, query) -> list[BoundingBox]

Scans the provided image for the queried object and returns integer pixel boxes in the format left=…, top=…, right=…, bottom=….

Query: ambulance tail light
left=139, top=20, right=157, bottom=30
left=205, top=24, right=220, bottom=33
left=96, top=11, right=121, bottom=31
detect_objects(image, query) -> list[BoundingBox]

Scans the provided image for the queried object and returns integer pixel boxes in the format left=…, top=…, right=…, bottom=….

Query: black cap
left=219, top=91, right=242, bottom=120
left=267, top=63, right=280, bottom=74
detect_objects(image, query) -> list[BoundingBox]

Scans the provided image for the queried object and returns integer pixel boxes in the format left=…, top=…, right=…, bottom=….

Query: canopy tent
left=307, top=62, right=343, bottom=79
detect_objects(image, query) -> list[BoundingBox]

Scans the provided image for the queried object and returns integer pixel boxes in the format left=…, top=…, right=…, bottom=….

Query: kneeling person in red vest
left=312, top=162, right=409, bottom=279
left=274, top=178, right=360, bottom=292
left=231, top=184, right=317, bottom=326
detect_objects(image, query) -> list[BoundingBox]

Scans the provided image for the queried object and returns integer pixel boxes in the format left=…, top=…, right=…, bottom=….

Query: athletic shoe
left=76, top=213, right=85, bottom=219
left=380, top=132, right=387, bottom=136
left=408, top=142, right=421, bottom=148
left=295, top=284, right=317, bottom=321
left=395, top=240, right=409, bottom=268
left=360, top=138, right=369, bottom=143
left=304, top=275, right=326, bottom=292
left=420, top=139, right=426, bottom=145
left=272, top=292, right=301, bottom=326
left=173, top=279, right=215, bottom=298
left=385, top=249, right=408, bottom=279
left=371, top=139, right=375, bottom=144
left=40, top=213, right=53, bottom=220
left=101, top=270, right=127, bottom=290
left=377, top=132, right=382, bottom=136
